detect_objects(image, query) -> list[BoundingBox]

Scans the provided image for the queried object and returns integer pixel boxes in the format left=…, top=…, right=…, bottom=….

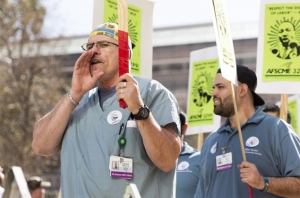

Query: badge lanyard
left=109, top=112, right=134, bottom=179
left=118, top=123, right=126, bottom=157
left=118, top=114, right=132, bottom=157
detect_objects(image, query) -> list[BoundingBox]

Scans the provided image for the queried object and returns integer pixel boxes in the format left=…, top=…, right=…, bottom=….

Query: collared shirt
left=176, top=142, right=200, bottom=198
left=61, top=76, right=180, bottom=198
left=194, top=107, right=300, bottom=198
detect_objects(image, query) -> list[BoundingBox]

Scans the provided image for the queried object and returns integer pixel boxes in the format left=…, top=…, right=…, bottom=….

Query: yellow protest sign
left=256, top=0, right=300, bottom=94
left=288, top=99, right=298, bottom=135
left=262, top=3, right=300, bottom=81
left=104, top=0, right=142, bottom=75
left=186, top=47, right=221, bottom=135
left=92, top=0, right=154, bottom=78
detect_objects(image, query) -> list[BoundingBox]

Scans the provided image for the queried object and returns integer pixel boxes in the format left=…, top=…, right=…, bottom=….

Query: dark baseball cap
left=217, top=65, right=265, bottom=106
left=27, top=176, right=51, bottom=190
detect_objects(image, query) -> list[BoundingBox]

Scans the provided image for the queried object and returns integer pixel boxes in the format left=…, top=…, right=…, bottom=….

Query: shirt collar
left=180, top=142, right=196, bottom=154
left=218, top=107, right=266, bottom=133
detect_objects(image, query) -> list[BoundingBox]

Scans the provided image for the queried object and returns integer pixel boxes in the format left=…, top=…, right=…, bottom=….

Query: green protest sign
left=262, top=3, right=300, bottom=81
left=104, top=0, right=142, bottom=75
left=187, top=58, right=219, bottom=127
left=288, top=98, right=299, bottom=135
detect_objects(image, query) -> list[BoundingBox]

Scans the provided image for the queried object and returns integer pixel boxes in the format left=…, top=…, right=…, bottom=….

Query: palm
left=71, top=51, right=100, bottom=94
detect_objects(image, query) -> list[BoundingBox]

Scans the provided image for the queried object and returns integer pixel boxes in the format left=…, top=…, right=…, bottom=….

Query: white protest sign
left=3, top=166, right=31, bottom=198
left=210, top=0, right=237, bottom=85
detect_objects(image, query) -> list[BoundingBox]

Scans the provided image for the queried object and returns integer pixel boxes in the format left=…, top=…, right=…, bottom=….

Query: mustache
left=90, top=55, right=103, bottom=64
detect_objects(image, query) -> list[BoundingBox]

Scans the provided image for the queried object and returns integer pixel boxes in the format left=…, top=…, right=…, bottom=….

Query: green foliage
left=0, top=0, right=66, bottom=176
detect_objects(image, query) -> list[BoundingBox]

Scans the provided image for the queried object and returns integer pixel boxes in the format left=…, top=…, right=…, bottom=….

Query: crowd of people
left=1, top=21, right=299, bottom=198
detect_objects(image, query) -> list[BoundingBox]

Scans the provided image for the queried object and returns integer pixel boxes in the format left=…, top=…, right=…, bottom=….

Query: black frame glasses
left=81, top=40, right=118, bottom=51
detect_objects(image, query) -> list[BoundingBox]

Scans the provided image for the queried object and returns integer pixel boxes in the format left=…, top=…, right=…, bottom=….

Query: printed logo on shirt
left=177, top=161, right=190, bottom=172
left=107, top=110, right=122, bottom=124
left=245, top=136, right=259, bottom=147
left=210, top=142, right=217, bottom=154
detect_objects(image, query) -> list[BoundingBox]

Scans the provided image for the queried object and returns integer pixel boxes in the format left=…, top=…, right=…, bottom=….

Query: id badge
left=216, top=152, right=232, bottom=171
left=109, top=155, right=133, bottom=179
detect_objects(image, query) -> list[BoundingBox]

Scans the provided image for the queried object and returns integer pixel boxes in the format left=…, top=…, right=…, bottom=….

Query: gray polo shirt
left=194, top=107, right=300, bottom=198
left=61, top=77, right=180, bottom=198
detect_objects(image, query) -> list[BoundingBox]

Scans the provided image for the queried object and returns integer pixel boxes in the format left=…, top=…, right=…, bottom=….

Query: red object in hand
left=118, top=30, right=129, bottom=108
left=248, top=185, right=253, bottom=198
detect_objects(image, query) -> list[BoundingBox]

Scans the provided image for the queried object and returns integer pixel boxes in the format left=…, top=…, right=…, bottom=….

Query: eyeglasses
left=81, top=40, right=118, bottom=51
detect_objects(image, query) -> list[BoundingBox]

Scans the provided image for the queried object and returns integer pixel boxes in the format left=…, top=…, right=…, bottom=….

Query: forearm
left=137, top=114, right=181, bottom=172
left=265, top=176, right=300, bottom=197
left=32, top=93, right=76, bottom=156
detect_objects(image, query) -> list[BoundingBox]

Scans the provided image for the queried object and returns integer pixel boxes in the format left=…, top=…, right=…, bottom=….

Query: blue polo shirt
left=194, top=107, right=300, bottom=198
left=176, top=142, right=200, bottom=198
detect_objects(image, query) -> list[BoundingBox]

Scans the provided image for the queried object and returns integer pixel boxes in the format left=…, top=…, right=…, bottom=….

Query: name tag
left=216, top=152, right=232, bottom=171
left=109, top=155, right=133, bottom=179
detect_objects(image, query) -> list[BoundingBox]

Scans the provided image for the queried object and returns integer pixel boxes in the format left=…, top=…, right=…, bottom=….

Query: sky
left=41, top=0, right=261, bottom=38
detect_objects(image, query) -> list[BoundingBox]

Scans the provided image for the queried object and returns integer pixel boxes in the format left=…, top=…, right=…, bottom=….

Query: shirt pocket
left=123, top=120, right=147, bottom=159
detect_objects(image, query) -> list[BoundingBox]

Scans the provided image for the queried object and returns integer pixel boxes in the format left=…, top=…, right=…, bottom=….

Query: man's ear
left=181, top=123, right=188, bottom=136
left=238, top=84, right=249, bottom=97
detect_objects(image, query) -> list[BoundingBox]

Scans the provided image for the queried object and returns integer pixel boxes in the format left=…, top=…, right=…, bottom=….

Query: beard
left=213, top=94, right=235, bottom=117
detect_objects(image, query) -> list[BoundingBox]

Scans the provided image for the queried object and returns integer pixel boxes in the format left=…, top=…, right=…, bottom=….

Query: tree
left=0, top=0, right=68, bottom=175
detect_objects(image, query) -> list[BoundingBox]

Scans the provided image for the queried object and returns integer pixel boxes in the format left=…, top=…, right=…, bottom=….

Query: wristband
left=67, top=89, right=79, bottom=106
left=260, top=176, right=269, bottom=192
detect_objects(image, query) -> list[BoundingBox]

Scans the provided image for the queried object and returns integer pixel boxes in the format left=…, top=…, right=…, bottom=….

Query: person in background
left=27, top=176, right=51, bottom=198
left=176, top=110, right=200, bottom=198
left=262, top=104, right=291, bottom=124
left=32, top=22, right=181, bottom=198
left=0, top=166, right=5, bottom=197
left=194, top=65, right=300, bottom=198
